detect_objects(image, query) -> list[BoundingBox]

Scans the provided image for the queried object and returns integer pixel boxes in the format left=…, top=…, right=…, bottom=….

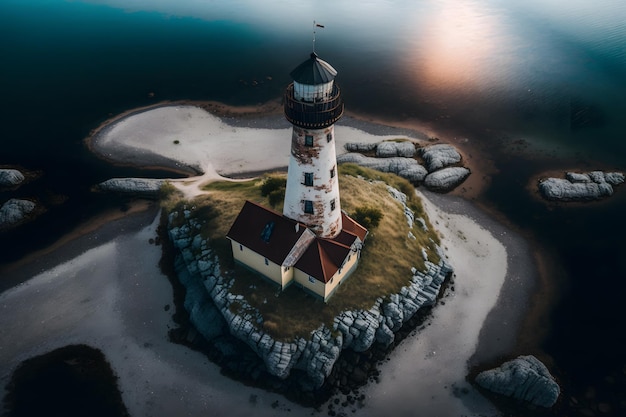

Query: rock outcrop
left=339, top=141, right=469, bottom=192
left=0, top=169, right=25, bottom=188
left=424, top=167, right=471, bottom=192
left=475, top=355, right=560, bottom=408
left=345, top=142, right=377, bottom=153
left=538, top=171, right=624, bottom=201
left=96, top=178, right=166, bottom=198
left=376, top=141, right=416, bottom=158
left=337, top=153, right=428, bottom=183
left=0, top=198, right=36, bottom=230
left=420, top=144, right=462, bottom=171
left=167, top=186, right=452, bottom=391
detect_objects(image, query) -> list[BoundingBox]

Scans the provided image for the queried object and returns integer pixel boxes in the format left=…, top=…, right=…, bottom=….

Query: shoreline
left=85, top=99, right=497, bottom=200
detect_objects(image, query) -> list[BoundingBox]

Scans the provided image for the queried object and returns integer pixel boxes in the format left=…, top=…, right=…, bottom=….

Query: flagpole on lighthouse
left=313, top=21, right=324, bottom=54
left=313, top=20, right=316, bottom=54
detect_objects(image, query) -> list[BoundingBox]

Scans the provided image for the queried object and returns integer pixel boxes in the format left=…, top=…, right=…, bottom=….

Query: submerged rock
left=539, top=171, right=624, bottom=201
left=0, top=198, right=36, bottom=229
left=0, top=169, right=25, bottom=188
left=424, top=167, right=470, bottom=192
left=475, top=355, right=560, bottom=408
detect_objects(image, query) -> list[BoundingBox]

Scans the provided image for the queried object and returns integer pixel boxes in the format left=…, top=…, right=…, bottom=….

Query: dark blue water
left=2, top=0, right=626, bottom=412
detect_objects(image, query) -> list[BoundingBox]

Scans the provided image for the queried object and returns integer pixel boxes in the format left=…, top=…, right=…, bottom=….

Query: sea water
left=1, top=0, right=626, bottom=409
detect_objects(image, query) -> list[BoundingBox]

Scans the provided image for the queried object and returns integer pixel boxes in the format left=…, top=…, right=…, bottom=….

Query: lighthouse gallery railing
left=283, top=83, right=344, bottom=129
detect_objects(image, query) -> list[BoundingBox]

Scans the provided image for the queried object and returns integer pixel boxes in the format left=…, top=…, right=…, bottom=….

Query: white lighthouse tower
left=283, top=52, right=344, bottom=238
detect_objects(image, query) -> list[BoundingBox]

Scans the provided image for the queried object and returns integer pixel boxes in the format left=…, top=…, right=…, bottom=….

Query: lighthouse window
left=330, top=198, right=336, bottom=211
left=330, top=166, right=336, bottom=178
left=304, top=172, right=314, bottom=186
left=326, top=133, right=332, bottom=142
left=305, top=135, right=314, bottom=146
left=304, top=200, right=314, bottom=214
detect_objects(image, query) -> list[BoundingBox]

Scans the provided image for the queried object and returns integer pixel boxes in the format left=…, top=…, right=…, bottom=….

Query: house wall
left=293, top=268, right=326, bottom=299
left=323, top=249, right=360, bottom=300
left=229, top=240, right=292, bottom=288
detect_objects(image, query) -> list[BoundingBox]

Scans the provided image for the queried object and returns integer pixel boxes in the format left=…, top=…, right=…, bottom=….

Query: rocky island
left=162, top=169, right=452, bottom=402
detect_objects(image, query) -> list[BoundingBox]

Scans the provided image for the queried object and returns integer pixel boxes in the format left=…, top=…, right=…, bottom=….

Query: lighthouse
left=282, top=52, right=344, bottom=238
left=226, top=51, right=367, bottom=302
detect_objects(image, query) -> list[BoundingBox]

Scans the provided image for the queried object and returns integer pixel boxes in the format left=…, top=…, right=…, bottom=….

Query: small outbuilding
left=227, top=200, right=367, bottom=302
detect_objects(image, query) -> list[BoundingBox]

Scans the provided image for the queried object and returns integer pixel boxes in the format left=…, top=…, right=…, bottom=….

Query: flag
left=315, top=23, right=325, bottom=28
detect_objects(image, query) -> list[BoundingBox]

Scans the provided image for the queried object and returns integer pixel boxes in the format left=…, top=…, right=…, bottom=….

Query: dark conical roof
left=289, top=52, right=338, bottom=85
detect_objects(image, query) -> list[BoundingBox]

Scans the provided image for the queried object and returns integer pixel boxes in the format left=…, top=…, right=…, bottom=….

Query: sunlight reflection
left=407, top=0, right=504, bottom=94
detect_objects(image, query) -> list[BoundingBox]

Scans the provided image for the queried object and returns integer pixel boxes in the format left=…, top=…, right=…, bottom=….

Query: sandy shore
left=0, top=103, right=541, bottom=416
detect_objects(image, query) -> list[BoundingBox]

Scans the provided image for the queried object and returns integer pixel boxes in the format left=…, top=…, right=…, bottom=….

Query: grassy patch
left=163, top=166, right=441, bottom=341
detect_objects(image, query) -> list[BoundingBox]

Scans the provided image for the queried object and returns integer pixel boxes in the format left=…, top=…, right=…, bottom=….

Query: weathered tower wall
left=283, top=125, right=342, bottom=238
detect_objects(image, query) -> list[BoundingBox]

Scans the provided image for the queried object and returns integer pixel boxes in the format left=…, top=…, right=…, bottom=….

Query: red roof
left=226, top=201, right=307, bottom=266
left=227, top=200, right=367, bottom=284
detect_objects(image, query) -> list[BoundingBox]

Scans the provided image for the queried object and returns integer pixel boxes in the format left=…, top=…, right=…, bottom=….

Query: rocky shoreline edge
left=159, top=186, right=454, bottom=407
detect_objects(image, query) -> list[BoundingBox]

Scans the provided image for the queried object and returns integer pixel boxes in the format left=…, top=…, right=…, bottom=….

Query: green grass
left=163, top=166, right=441, bottom=341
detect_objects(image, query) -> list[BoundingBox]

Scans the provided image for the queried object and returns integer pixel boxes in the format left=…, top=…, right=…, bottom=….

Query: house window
left=264, top=258, right=269, bottom=266
left=326, top=133, right=332, bottom=142
left=304, top=172, right=314, bottom=186
left=304, top=200, right=314, bottom=214
left=308, top=276, right=316, bottom=284
left=239, top=244, right=243, bottom=251
left=330, top=166, right=336, bottom=178
left=330, top=198, right=336, bottom=211
left=330, top=277, right=334, bottom=283
left=305, top=135, right=314, bottom=146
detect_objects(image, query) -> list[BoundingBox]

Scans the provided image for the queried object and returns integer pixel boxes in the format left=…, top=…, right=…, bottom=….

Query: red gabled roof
left=295, top=238, right=352, bottom=283
left=227, top=201, right=368, bottom=284
left=295, top=213, right=367, bottom=284
left=340, top=212, right=368, bottom=242
left=226, top=201, right=307, bottom=266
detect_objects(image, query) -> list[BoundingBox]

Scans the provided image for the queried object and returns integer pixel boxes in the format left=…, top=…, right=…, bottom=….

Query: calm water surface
left=1, top=0, right=626, bottom=412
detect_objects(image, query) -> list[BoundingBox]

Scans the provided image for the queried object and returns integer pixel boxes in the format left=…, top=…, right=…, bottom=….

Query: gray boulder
left=424, top=167, right=470, bottom=192
left=0, top=169, right=25, bottom=187
left=0, top=198, right=36, bottom=229
left=475, top=355, right=560, bottom=408
left=337, top=153, right=427, bottom=183
left=420, top=144, right=462, bottom=172
left=399, top=166, right=428, bottom=182
left=565, top=172, right=590, bottom=183
left=605, top=172, right=625, bottom=186
left=539, top=178, right=612, bottom=201
left=376, top=141, right=416, bottom=158
left=345, top=142, right=377, bottom=153
left=538, top=170, right=625, bottom=201
left=96, top=178, right=166, bottom=197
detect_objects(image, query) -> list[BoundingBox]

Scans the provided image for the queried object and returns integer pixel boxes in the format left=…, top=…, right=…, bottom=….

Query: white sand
left=1, top=105, right=509, bottom=416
